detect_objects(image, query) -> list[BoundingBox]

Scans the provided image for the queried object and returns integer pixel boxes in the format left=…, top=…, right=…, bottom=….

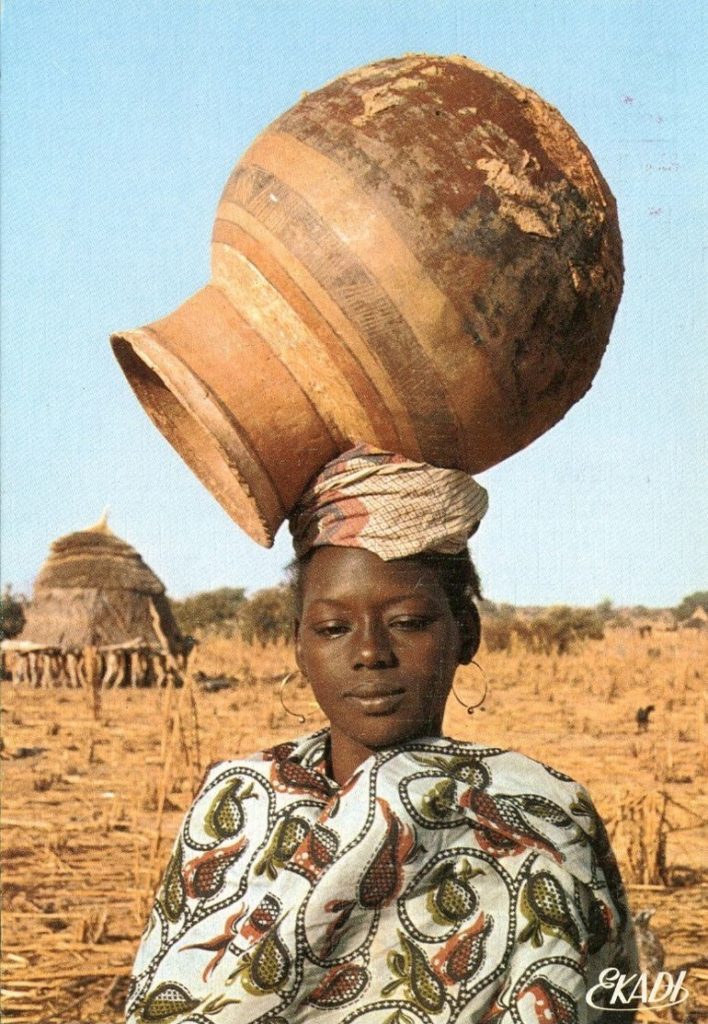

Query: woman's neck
left=327, top=727, right=374, bottom=785
left=327, top=723, right=443, bottom=786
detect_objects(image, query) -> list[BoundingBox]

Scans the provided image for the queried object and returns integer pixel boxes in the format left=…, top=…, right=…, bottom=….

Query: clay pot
left=111, top=54, right=622, bottom=546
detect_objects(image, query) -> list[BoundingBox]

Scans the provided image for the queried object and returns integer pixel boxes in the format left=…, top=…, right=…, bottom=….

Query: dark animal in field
left=194, top=671, right=238, bottom=694
left=636, top=705, right=655, bottom=732
left=12, top=746, right=48, bottom=759
left=638, top=624, right=653, bottom=638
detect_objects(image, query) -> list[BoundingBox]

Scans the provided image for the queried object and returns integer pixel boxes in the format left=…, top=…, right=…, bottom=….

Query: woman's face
left=295, top=546, right=468, bottom=779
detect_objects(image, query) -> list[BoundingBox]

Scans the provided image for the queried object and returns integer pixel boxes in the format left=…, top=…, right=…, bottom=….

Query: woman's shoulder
left=392, top=736, right=609, bottom=884
left=398, top=734, right=588, bottom=797
left=195, top=730, right=330, bottom=791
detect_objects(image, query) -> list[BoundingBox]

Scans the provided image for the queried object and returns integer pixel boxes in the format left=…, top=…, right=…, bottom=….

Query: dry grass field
left=2, top=627, right=706, bottom=1023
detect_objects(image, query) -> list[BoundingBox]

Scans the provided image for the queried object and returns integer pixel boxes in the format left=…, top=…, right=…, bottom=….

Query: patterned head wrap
left=289, top=443, right=488, bottom=561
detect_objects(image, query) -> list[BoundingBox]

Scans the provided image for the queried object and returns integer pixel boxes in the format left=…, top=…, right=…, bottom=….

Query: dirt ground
left=1, top=627, right=706, bottom=1023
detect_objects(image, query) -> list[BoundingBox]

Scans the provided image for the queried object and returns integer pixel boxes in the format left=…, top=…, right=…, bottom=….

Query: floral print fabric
left=126, top=731, right=637, bottom=1023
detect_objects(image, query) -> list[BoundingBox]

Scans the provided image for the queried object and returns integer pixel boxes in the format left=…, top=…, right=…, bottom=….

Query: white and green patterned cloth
left=127, top=731, right=637, bottom=1023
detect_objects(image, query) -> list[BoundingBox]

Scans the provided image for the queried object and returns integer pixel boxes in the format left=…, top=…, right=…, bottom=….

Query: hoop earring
left=279, top=672, right=307, bottom=724
left=451, top=661, right=487, bottom=716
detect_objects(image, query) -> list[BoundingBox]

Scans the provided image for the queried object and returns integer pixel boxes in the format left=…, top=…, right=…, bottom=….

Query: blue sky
left=2, top=0, right=705, bottom=607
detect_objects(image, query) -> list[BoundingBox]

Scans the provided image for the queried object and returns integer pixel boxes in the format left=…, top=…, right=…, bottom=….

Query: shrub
left=238, top=585, right=295, bottom=646
left=1, top=585, right=26, bottom=640
left=674, top=591, right=708, bottom=622
left=480, top=600, right=517, bottom=619
left=483, top=605, right=603, bottom=656
left=551, top=606, right=603, bottom=653
left=521, top=606, right=604, bottom=656
left=482, top=616, right=514, bottom=652
left=170, top=587, right=246, bottom=636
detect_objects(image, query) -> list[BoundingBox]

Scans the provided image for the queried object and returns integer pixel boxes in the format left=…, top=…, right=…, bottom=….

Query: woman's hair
left=399, top=550, right=482, bottom=662
left=399, top=549, right=482, bottom=622
left=288, top=546, right=482, bottom=628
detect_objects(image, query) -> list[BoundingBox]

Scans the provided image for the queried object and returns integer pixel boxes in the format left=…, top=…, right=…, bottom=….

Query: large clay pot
left=111, top=54, right=622, bottom=546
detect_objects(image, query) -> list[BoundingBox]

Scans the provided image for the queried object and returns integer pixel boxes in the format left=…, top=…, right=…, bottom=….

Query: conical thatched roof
left=34, top=514, right=164, bottom=593
left=14, top=516, right=183, bottom=653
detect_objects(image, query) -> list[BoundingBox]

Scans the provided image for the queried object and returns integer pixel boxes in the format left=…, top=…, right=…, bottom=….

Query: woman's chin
left=337, top=713, right=440, bottom=751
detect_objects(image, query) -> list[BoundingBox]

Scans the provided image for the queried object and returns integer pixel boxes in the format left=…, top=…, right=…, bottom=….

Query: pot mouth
left=110, top=326, right=284, bottom=547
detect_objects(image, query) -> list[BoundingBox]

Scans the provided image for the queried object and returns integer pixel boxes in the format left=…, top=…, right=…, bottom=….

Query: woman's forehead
left=301, top=546, right=444, bottom=603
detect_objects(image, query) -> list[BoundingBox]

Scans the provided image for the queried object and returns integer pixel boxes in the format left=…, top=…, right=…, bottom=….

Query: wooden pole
left=82, top=645, right=102, bottom=721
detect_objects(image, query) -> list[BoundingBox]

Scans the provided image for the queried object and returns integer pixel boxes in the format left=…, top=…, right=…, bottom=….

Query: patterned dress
left=126, top=731, right=637, bottom=1023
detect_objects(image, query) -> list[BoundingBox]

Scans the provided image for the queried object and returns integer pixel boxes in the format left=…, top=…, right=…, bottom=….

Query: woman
left=126, top=445, right=637, bottom=1023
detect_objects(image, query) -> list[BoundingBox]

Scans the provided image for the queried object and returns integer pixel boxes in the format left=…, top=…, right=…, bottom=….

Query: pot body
left=111, top=54, right=622, bottom=546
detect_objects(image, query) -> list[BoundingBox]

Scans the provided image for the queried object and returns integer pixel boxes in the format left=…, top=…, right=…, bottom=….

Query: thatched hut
left=3, top=516, right=187, bottom=688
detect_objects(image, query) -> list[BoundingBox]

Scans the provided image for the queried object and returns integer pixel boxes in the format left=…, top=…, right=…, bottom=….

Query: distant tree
left=1, top=585, right=26, bottom=640
left=479, top=600, right=517, bottom=619
left=238, top=585, right=295, bottom=646
left=595, top=598, right=615, bottom=622
left=478, top=598, right=498, bottom=617
left=630, top=604, right=668, bottom=621
left=608, top=611, right=632, bottom=629
left=482, top=615, right=517, bottom=653
left=481, top=605, right=604, bottom=656
left=674, top=591, right=708, bottom=622
left=170, top=587, right=246, bottom=636
left=520, top=606, right=604, bottom=655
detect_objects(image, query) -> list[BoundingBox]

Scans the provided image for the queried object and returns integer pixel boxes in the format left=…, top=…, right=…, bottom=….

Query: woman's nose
left=353, top=620, right=397, bottom=669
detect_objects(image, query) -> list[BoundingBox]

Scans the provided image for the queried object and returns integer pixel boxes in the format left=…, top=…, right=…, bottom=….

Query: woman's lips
left=345, top=686, right=405, bottom=715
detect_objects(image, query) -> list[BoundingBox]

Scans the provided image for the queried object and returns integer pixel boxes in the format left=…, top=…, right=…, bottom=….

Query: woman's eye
left=313, top=623, right=349, bottom=637
left=390, top=616, right=432, bottom=632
